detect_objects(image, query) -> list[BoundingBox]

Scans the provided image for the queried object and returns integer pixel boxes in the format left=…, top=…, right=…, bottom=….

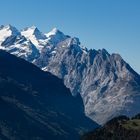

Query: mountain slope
left=37, top=37, right=140, bottom=125
left=0, top=50, right=98, bottom=140
left=81, top=114, right=140, bottom=140
left=0, top=25, right=140, bottom=125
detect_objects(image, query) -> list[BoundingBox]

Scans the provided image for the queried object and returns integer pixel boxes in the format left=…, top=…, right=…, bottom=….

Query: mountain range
left=0, top=24, right=140, bottom=125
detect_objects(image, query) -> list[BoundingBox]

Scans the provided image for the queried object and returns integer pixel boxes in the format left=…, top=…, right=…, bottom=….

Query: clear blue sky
left=0, top=0, right=140, bottom=73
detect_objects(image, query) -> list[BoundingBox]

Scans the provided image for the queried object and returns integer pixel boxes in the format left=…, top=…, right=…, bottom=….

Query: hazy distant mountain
left=0, top=50, right=98, bottom=140
left=0, top=25, right=140, bottom=125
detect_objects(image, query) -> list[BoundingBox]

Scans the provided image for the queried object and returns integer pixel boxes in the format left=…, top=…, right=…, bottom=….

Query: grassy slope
left=123, top=119, right=140, bottom=130
left=81, top=115, right=140, bottom=140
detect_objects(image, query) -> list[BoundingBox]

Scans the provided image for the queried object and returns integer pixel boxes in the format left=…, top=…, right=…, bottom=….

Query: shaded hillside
left=0, top=50, right=99, bottom=140
left=81, top=115, right=140, bottom=140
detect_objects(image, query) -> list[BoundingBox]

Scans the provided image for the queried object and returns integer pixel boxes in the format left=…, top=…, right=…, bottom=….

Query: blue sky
left=0, top=0, right=140, bottom=73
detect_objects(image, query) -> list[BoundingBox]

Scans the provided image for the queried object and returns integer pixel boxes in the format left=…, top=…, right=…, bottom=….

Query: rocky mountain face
left=0, top=25, right=140, bottom=125
left=81, top=114, right=140, bottom=140
left=0, top=50, right=99, bottom=140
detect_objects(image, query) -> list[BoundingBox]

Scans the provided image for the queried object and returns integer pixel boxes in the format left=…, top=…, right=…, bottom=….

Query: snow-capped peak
left=0, top=24, right=20, bottom=35
left=0, top=25, right=20, bottom=45
left=46, top=27, right=63, bottom=37
left=21, top=26, right=46, bottom=40
left=45, top=28, right=69, bottom=45
left=21, top=26, right=47, bottom=51
left=29, top=25, right=37, bottom=30
left=22, top=25, right=37, bottom=32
